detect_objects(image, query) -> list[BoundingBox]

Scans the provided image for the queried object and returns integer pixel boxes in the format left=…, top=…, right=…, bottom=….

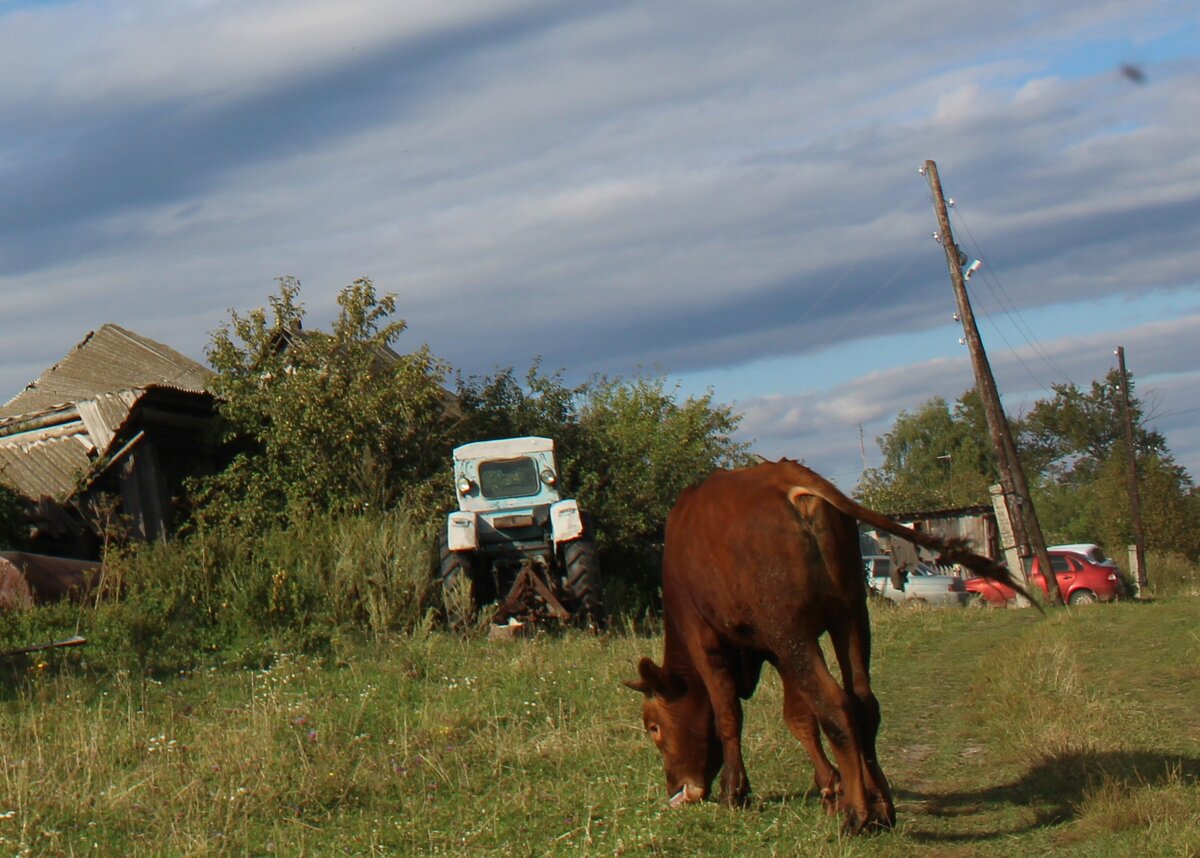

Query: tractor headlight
left=457, top=478, right=475, bottom=495
left=540, top=468, right=557, bottom=486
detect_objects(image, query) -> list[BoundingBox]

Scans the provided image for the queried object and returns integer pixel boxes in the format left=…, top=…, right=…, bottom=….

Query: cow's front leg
left=698, top=648, right=752, bottom=807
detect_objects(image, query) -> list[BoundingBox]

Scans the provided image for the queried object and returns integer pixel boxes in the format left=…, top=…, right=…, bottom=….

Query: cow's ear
left=623, top=657, right=684, bottom=700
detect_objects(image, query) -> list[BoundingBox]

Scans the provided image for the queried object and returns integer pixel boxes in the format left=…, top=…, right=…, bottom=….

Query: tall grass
left=0, top=509, right=438, bottom=674
left=3, top=520, right=1198, bottom=856
left=1145, top=550, right=1200, bottom=597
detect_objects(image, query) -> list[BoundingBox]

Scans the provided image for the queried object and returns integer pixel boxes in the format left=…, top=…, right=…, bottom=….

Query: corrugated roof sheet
left=0, top=324, right=212, bottom=502
left=77, top=390, right=141, bottom=453
left=0, top=431, right=94, bottom=499
left=1, top=323, right=211, bottom=417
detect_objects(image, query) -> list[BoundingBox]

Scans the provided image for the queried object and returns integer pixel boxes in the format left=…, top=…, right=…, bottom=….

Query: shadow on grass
left=895, top=748, right=1200, bottom=843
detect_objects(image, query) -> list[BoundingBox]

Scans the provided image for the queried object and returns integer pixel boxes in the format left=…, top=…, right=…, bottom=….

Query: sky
left=1, top=0, right=1197, bottom=490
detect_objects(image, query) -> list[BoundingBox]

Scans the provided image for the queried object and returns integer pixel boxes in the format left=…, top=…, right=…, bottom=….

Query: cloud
left=0, top=0, right=1196, bottom=485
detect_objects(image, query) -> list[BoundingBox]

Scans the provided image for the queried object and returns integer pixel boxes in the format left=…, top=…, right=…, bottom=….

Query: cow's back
left=662, top=461, right=865, bottom=645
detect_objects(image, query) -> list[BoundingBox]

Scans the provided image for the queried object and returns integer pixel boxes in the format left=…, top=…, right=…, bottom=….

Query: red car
left=966, top=548, right=1123, bottom=606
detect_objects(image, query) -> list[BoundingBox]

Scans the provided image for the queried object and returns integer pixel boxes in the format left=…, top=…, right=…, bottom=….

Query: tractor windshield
left=478, top=457, right=540, bottom=499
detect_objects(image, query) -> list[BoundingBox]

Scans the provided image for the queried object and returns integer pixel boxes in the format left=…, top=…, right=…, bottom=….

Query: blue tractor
left=437, top=437, right=604, bottom=630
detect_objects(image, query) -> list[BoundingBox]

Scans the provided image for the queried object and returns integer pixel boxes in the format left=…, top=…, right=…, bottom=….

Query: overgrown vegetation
left=194, top=277, right=454, bottom=532
left=0, top=481, right=24, bottom=550
left=2, top=599, right=1197, bottom=856
left=2, top=509, right=439, bottom=673
left=175, top=277, right=749, bottom=615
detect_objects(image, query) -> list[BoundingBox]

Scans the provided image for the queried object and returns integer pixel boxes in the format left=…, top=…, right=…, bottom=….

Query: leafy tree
left=855, top=391, right=998, bottom=512
left=1015, top=370, right=1200, bottom=558
left=1018, top=370, right=1170, bottom=485
left=452, top=361, right=586, bottom=453
left=193, top=277, right=453, bottom=532
left=0, top=480, right=25, bottom=549
left=573, top=374, right=751, bottom=554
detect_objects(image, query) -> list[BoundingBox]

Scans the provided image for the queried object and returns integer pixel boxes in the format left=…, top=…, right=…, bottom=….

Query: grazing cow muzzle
left=668, top=784, right=706, bottom=808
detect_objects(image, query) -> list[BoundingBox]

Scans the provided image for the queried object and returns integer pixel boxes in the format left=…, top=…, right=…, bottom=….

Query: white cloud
left=0, top=0, right=1196, bottom=485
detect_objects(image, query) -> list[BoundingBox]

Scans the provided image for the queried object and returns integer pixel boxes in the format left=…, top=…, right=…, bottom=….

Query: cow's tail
left=783, top=463, right=1041, bottom=610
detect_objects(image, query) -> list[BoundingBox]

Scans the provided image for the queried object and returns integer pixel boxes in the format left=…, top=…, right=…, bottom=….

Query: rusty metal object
left=492, top=560, right=572, bottom=626
left=1, top=635, right=87, bottom=658
left=0, top=552, right=102, bottom=611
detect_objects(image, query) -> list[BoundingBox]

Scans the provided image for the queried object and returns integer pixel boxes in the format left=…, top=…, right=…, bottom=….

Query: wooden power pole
left=923, top=159, right=1063, bottom=606
left=1115, top=345, right=1148, bottom=593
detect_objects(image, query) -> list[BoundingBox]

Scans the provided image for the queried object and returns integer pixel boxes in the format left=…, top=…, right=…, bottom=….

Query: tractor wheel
left=438, top=533, right=482, bottom=632
left=563, top=538, right=605, bottom=629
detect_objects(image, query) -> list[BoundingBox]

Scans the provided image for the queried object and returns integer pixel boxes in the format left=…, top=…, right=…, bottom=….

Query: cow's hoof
left=840, top=803, right=895, bottom=835
left=819, top=787, right=840, bottom=816
left=718, top=788, right=751, bottom=808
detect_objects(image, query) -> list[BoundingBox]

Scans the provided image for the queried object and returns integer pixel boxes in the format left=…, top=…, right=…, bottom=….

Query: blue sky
left=0, top=0, right=1197, bottom=490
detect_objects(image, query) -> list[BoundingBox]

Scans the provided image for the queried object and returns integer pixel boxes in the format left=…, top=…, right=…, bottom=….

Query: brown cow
left=625, top=459, right=1033, bottom=833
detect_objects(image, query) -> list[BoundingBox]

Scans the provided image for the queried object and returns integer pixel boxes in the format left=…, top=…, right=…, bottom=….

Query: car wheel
left=1067, top=589, right=1097, bottom=606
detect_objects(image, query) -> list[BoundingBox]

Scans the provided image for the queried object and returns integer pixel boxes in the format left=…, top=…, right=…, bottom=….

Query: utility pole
left=1115, top=346, right=1148, bottom=593
left=922, top=159, right=1063, bottom=606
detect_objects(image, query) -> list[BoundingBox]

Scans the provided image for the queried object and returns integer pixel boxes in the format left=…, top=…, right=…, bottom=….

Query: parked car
left=864, top=556, right=970, bottom=607
left=965, top=547, right=1123, bottom=606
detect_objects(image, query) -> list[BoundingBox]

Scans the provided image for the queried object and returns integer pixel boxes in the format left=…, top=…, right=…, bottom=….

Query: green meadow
left=2, top=597, right=1197, bottom=857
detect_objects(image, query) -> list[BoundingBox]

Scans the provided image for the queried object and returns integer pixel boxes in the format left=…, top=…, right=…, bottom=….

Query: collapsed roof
left=0, top=324, right=215, bottom=551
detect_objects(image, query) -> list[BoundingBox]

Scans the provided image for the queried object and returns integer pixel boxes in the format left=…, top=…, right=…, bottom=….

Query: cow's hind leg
left=782, top=681, right=841, bottom=815
left=828, top=610, right=895, bottom=829
left=778, top=642, right=876, bottom=834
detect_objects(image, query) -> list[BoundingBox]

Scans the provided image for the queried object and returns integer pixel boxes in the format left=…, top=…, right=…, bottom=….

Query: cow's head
left=624, top=656, right=723, bottom=806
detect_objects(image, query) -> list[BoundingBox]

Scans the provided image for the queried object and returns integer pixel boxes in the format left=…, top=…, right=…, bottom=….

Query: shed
left=0, top=324, right=217, bottom=556
left=863, top=504, right=999, bottom=570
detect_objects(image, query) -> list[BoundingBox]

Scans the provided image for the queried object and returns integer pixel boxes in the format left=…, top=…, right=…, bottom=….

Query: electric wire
left=950, top=206, right=1077, bottom=388
left=808, top=241, right=927, bottom=356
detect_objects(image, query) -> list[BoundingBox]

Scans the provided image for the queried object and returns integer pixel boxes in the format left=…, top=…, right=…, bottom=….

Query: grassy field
left=2, top=598, right=1198, bottom=857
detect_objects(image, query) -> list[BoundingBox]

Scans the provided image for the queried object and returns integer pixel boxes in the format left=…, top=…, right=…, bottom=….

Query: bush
left=0, top=481, right=26, bottom=549
left=45, top=509, right=441, bottom=672
left=1146, top=551, right=1200, bottom=598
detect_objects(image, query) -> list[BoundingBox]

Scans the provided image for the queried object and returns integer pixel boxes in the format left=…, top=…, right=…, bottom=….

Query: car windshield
left=478, top=457, right=540, bottom=499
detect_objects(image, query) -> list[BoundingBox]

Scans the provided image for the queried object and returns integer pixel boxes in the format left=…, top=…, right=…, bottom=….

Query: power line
left=949, top=206, right=1076, bottom=388
left=808, top=243, right=926, bottom=355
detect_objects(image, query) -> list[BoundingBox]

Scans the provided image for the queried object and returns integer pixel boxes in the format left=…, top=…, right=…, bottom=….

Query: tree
left=452, top=361, right=586, bottom=454
left=193, top=277, right=453, bottom=532
left=1021, top=373, right=1198, bottom=558
left=855, top=391, right=998, bottom=513
left=572, top=374, right=750, bottom=555
left=1018, top=369, right=1170, bottom=485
